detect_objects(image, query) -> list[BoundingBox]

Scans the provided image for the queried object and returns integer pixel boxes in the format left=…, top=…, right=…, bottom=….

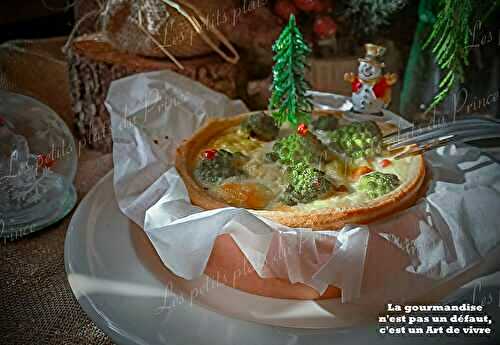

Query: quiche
left=176, top=111, right=426, bottom=228
left=175, top=110, right=427, bottom=300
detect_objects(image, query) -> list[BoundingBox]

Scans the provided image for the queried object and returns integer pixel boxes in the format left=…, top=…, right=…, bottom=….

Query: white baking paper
left=106, top=70, right=500, bottom=304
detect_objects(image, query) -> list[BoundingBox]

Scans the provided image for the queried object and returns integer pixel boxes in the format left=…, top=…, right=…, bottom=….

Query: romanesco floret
left=327, top=121, right=382, bottom=159
left=280, top=162, right=334, bottom=205
left=267, top=133, right=332, bottom=166
left=194, top=149, right=245, bottom=185
left=241, top=112, right=280, bottom=141
left=358, top=171, right=400, bottom=199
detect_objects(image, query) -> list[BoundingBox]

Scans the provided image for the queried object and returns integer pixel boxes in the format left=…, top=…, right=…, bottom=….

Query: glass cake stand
left=0, top=90, right=77, bottom=240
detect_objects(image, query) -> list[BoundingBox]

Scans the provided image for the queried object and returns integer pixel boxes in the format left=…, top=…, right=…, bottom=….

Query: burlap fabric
left=0, top=37, right=116, bottom=345
left=1, top=150, right=115, bottom=345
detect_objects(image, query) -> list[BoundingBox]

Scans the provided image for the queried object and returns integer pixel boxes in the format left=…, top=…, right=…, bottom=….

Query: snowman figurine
left=344, top=44, right=397, bottom=115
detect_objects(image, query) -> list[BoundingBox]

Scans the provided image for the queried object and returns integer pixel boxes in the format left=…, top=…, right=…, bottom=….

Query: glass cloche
left=0, top=90, right=77, bottom=240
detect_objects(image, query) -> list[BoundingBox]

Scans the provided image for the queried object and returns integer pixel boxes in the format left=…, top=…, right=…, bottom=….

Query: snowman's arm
left=344, top=72, right=356, bottom=83
left=384, top=73, right=398, bottom=86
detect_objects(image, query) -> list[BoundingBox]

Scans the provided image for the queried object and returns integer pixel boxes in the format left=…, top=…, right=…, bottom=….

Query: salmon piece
left=350, top=166, right=373, bottom=180
left=218, top=182, right=273, bottom=209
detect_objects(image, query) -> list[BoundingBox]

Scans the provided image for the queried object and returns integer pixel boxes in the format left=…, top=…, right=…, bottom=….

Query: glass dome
left=0, top=90, right=77, bottom=240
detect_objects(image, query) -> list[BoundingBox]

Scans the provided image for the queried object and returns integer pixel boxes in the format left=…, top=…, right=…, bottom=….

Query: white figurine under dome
left=0, top=117, right=52, bottom=209
left=344, top=43, right=398, bottom=114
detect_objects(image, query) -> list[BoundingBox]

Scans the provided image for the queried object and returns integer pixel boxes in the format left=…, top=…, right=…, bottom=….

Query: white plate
left=65, top=172, right=500, bottom=345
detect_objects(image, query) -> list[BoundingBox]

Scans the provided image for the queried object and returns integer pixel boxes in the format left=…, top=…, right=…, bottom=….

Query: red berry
left=297, top=123, right=309, bottom=136
left=313, top=15, right=337, bottom=39
left=274, top=0, right=298, bottom=20
left=294, top=0, right=317, bottom=12
left=380, top=159, right=392, bottom=168
left=202, top=149, right=217, bottom=160
left=37, top=154, right=55, bottom=169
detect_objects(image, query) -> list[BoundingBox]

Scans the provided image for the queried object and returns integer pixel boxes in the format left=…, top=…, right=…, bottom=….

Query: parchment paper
left=106, top=70, right=500, bottom=304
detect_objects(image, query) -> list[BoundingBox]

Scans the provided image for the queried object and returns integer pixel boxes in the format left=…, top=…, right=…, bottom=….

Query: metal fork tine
left=384, top=118, right=500, bottom=150
left=387, top=124, right=500, bottom=150
left=393, top=135, right=456, bottom=160
left=392, top=126, right=500, bottom=160
left=383, top=117, right=499, bottom=143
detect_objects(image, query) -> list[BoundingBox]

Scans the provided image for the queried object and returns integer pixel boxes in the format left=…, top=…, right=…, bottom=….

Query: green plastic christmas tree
left=269, top=15, right=313, bottom=126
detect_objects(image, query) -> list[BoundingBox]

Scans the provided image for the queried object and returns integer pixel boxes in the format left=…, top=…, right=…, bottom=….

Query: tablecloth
left=1, top=150, right=115, bottom=345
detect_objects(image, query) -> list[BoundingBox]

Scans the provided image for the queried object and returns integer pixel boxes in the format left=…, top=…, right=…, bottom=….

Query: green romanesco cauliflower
left=280, top=162, right=334, bottom=205
left=194, top=149, right=246, bottom=185
left=327, top=121, right=382, bottom=159
left=240, top=112, right=280, bottom=142
left=358, top=172, right=401, bottom=199
left=267, top=133, right=333, bottom=166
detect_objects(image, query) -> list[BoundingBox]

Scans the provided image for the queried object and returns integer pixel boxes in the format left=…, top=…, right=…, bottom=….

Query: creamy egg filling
left=201, top=125, right=419, bottom=211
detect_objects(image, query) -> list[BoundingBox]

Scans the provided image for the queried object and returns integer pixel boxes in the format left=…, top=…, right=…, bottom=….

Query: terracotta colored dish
left=175, top=111, right=427, bottom=300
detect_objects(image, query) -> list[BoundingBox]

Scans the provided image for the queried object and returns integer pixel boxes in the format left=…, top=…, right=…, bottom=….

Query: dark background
left=0, top=0, right=74, bottom=44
